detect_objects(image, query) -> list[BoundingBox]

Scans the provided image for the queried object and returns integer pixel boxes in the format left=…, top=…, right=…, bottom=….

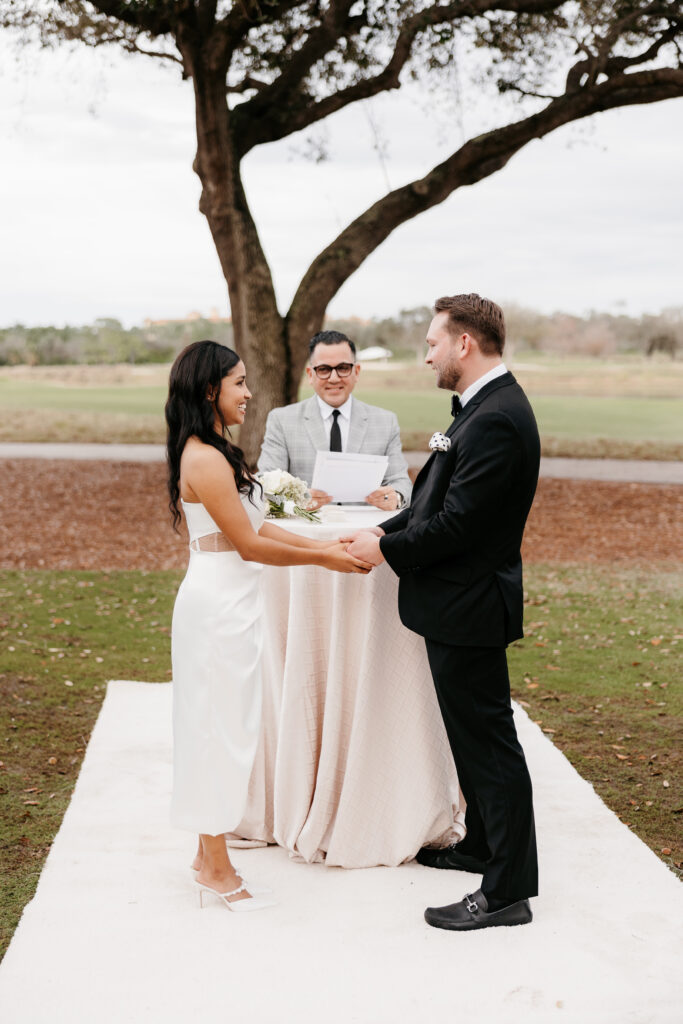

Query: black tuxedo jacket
left=379, top=372, right=540, bottom=647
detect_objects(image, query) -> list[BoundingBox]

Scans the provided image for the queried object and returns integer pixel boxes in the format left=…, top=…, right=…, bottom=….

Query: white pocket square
left=429, top=432, right=451, bottom=452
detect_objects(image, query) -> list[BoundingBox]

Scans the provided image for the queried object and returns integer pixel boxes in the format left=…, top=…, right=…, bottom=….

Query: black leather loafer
left=416, top=844, right=488, bottom=874
left=424, top=889, right=532, bottom=931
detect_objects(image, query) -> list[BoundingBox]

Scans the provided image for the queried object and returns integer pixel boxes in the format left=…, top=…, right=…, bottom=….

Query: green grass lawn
left=3, top=376, right=680, bottom=443
left=506, top=566, right=682, bottom=878
left=1, top=362, right=682, bottom=457
left=1, top=564, right=681, bottom=960
left=0, top=378, right=167, bottom=416
left=356, top=390, right=683, bottom=444
left=0, top=569, right=179, bottom=960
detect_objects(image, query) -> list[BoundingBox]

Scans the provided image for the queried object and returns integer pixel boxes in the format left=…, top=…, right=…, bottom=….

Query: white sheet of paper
left=311, top=451, right=389, bottom=503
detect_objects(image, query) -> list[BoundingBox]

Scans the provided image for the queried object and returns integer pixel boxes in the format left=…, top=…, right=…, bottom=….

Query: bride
left=165, top=340, right=371, bottom=912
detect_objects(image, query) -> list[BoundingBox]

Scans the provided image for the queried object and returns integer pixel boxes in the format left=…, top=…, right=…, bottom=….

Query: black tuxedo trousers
left=425, top=640, right=538, bottom=902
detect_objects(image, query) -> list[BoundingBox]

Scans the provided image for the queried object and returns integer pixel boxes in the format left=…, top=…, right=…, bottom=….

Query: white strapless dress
left=170, top=493, right=265, bottom=835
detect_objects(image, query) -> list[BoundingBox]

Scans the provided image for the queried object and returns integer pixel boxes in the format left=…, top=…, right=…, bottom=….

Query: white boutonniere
left=257, top=469, right=320, bottom=521
left=429, top=432, right=451, bottom=452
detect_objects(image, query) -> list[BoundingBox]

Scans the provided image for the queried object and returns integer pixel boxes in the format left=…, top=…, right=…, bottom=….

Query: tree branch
left=288, top=67, right=683, bottom=342
left=232, top=0, right=358, bottom=127
left=217, top=0, right=311, bottom=51
left=602, top=24, right=681, bottom=77
left=498, top=82, right=559, bottom=100
left=122, top=41, right=183, bottom=64
left=197, top=0, right=218, bottom=33
left=84, top=0, right=179, bottom=37
left=566, top=3, right=681, bottom=90
left=234, top=0, right=570, bottom=154
left=226, top=75, right=270, bottom=94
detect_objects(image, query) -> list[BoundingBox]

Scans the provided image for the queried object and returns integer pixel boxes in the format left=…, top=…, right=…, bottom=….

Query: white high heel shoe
left=190, top=866, right=272, bottom=896
left=194, top=879, right=277, bottom=913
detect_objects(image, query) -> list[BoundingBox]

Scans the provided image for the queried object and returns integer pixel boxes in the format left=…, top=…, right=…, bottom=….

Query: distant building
left=357, top=346, right=393, bottom=362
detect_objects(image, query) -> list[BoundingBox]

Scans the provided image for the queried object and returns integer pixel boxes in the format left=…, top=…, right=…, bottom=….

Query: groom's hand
left=339, top=526, right=385, bottom=544
left=346, top=531, right=385, bottom=566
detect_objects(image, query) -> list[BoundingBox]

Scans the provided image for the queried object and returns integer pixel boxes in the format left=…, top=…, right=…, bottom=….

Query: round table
left=226, top=507, right=463, bottom=867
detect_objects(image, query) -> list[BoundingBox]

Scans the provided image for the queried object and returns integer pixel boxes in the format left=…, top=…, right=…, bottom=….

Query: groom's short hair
left=434, top=294, right=505, bottom=356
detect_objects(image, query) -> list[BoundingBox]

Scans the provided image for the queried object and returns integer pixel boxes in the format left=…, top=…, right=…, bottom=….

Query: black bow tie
left=451, top=394, right=462, bottom=418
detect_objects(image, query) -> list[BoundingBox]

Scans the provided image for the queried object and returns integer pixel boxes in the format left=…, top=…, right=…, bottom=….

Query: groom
left=347, top=293, right=540, bottom=931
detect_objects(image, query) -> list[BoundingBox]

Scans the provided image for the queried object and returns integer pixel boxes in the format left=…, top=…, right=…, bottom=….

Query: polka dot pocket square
left=429, top=432, right=451, bottom=452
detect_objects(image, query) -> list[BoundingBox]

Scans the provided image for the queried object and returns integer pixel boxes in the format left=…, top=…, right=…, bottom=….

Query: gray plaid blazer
left=257, top=395, right=412, bottom=503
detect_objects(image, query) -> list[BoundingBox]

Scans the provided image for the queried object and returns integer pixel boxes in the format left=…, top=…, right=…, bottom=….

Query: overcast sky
left=1, top=34, right=682, bottom=327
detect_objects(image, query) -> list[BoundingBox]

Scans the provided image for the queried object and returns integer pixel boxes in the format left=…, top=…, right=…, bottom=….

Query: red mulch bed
left=0, top=459, right=681, bottom=570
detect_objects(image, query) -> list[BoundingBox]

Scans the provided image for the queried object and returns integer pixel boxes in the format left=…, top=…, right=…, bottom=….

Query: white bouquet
left=257, top=469, right=320, bottom=522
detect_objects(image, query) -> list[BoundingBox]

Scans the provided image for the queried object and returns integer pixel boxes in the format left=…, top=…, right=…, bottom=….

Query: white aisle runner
left=1, top=681, right=681, bottom=1024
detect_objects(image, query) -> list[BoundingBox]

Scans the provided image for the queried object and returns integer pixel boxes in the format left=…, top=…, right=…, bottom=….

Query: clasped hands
left=339, top=526, right=385, bottom=568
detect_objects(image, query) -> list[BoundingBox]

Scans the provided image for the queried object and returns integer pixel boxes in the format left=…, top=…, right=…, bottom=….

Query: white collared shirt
left=459, top=363, right=508, bottom=408
left=317, top=394, right=353, bottom=450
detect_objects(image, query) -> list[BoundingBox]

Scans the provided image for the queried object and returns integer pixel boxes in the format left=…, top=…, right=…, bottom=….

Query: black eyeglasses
left=311, top=362, right=356, bottom=380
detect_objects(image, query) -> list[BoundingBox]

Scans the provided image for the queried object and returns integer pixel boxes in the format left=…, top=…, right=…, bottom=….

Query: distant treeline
left=0, top=306, right=680, bottom=365
left=328, top=306, right=682, bottom=360
left=0, top=317, right=234, bottom=367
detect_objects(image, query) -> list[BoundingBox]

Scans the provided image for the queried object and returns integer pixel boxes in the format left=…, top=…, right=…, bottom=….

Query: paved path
left=0, top=442, right=167, bottom=463
left=1, top=442, right=681, bottom=484
left=1, top=681, right=681, bottom=1024
left=406, top=451, right=683, bottom=484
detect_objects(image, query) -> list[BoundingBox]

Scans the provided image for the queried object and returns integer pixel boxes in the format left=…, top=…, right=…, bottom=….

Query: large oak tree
left=3, top=1, right=682, bottom=459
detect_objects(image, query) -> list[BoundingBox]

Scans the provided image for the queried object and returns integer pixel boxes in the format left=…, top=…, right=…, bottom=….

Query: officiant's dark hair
left=308, top=330, right=356, bottom=359
left=434, top=294, right=505, bottom=356
left=165, top=340, right=260, bottom=533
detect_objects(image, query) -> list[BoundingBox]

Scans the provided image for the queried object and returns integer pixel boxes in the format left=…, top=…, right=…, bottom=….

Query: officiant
left=258, top=330, right=412, bottom=511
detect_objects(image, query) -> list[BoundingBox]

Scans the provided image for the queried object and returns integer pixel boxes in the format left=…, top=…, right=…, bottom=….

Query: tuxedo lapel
left=446, top=401, right=475, bottom=439
left=412, top=451, right=436, bottom=491
left=302, top=396, right=328, bottom=452
left=446, top=373, right=516, bottom=439
left=346, top=399, right=368, bottom=452
left=413, top=396, right=460, bottom=492
left=414, top=374, right=517, bottom=496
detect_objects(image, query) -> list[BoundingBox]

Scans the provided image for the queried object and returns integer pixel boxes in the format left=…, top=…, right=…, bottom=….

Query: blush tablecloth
left=226, top=507, right=464, bottom=867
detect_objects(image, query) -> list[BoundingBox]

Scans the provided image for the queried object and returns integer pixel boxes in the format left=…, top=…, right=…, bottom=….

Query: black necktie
left=451, top=394, right=462, bottom=418
left=329, top=409, right=342, bottom=452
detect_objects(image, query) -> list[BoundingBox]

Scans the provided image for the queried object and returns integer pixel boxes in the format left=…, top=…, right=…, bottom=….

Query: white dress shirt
left=460, top=363, right=508, bottom=408
left=317, top=394, right=353, bottom=450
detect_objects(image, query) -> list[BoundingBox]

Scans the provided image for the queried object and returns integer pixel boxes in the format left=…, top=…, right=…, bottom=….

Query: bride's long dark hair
left=165, top=340, right=260, bottom=532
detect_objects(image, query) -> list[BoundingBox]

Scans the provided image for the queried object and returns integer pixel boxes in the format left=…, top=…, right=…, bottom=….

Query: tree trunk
left=186, top=43, right=294, bottom=465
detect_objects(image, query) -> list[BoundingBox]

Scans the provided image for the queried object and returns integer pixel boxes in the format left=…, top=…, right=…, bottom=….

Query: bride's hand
left=320, top=541, right=373, bottom=574
left=339, top=526, right=385, bottom=544
left=310, top=538, right=354, bottom=550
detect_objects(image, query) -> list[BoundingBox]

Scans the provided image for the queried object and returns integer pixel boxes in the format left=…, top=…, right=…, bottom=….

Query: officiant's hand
left=307, top=488, right=333, bottom=511
left=346, top=531, right=385, bottom=566
left=365, top=486, right=400, bottom=510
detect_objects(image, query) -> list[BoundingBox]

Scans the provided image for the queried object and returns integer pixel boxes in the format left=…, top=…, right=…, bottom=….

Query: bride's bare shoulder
left=181, top=437, right=232, bottom=476
left=180, top=438, right=234, bottom=502
left=183, top=436, right=220, bottom=461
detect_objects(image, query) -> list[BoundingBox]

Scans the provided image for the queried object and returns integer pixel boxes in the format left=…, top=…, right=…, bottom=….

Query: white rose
left=259, top=469, right=287, bottom=494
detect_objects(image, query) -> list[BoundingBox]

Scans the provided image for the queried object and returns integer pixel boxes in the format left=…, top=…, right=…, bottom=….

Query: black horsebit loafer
left=424, top=889, right=533, bottom=931
left=416, top=844, right=488, bottom=874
